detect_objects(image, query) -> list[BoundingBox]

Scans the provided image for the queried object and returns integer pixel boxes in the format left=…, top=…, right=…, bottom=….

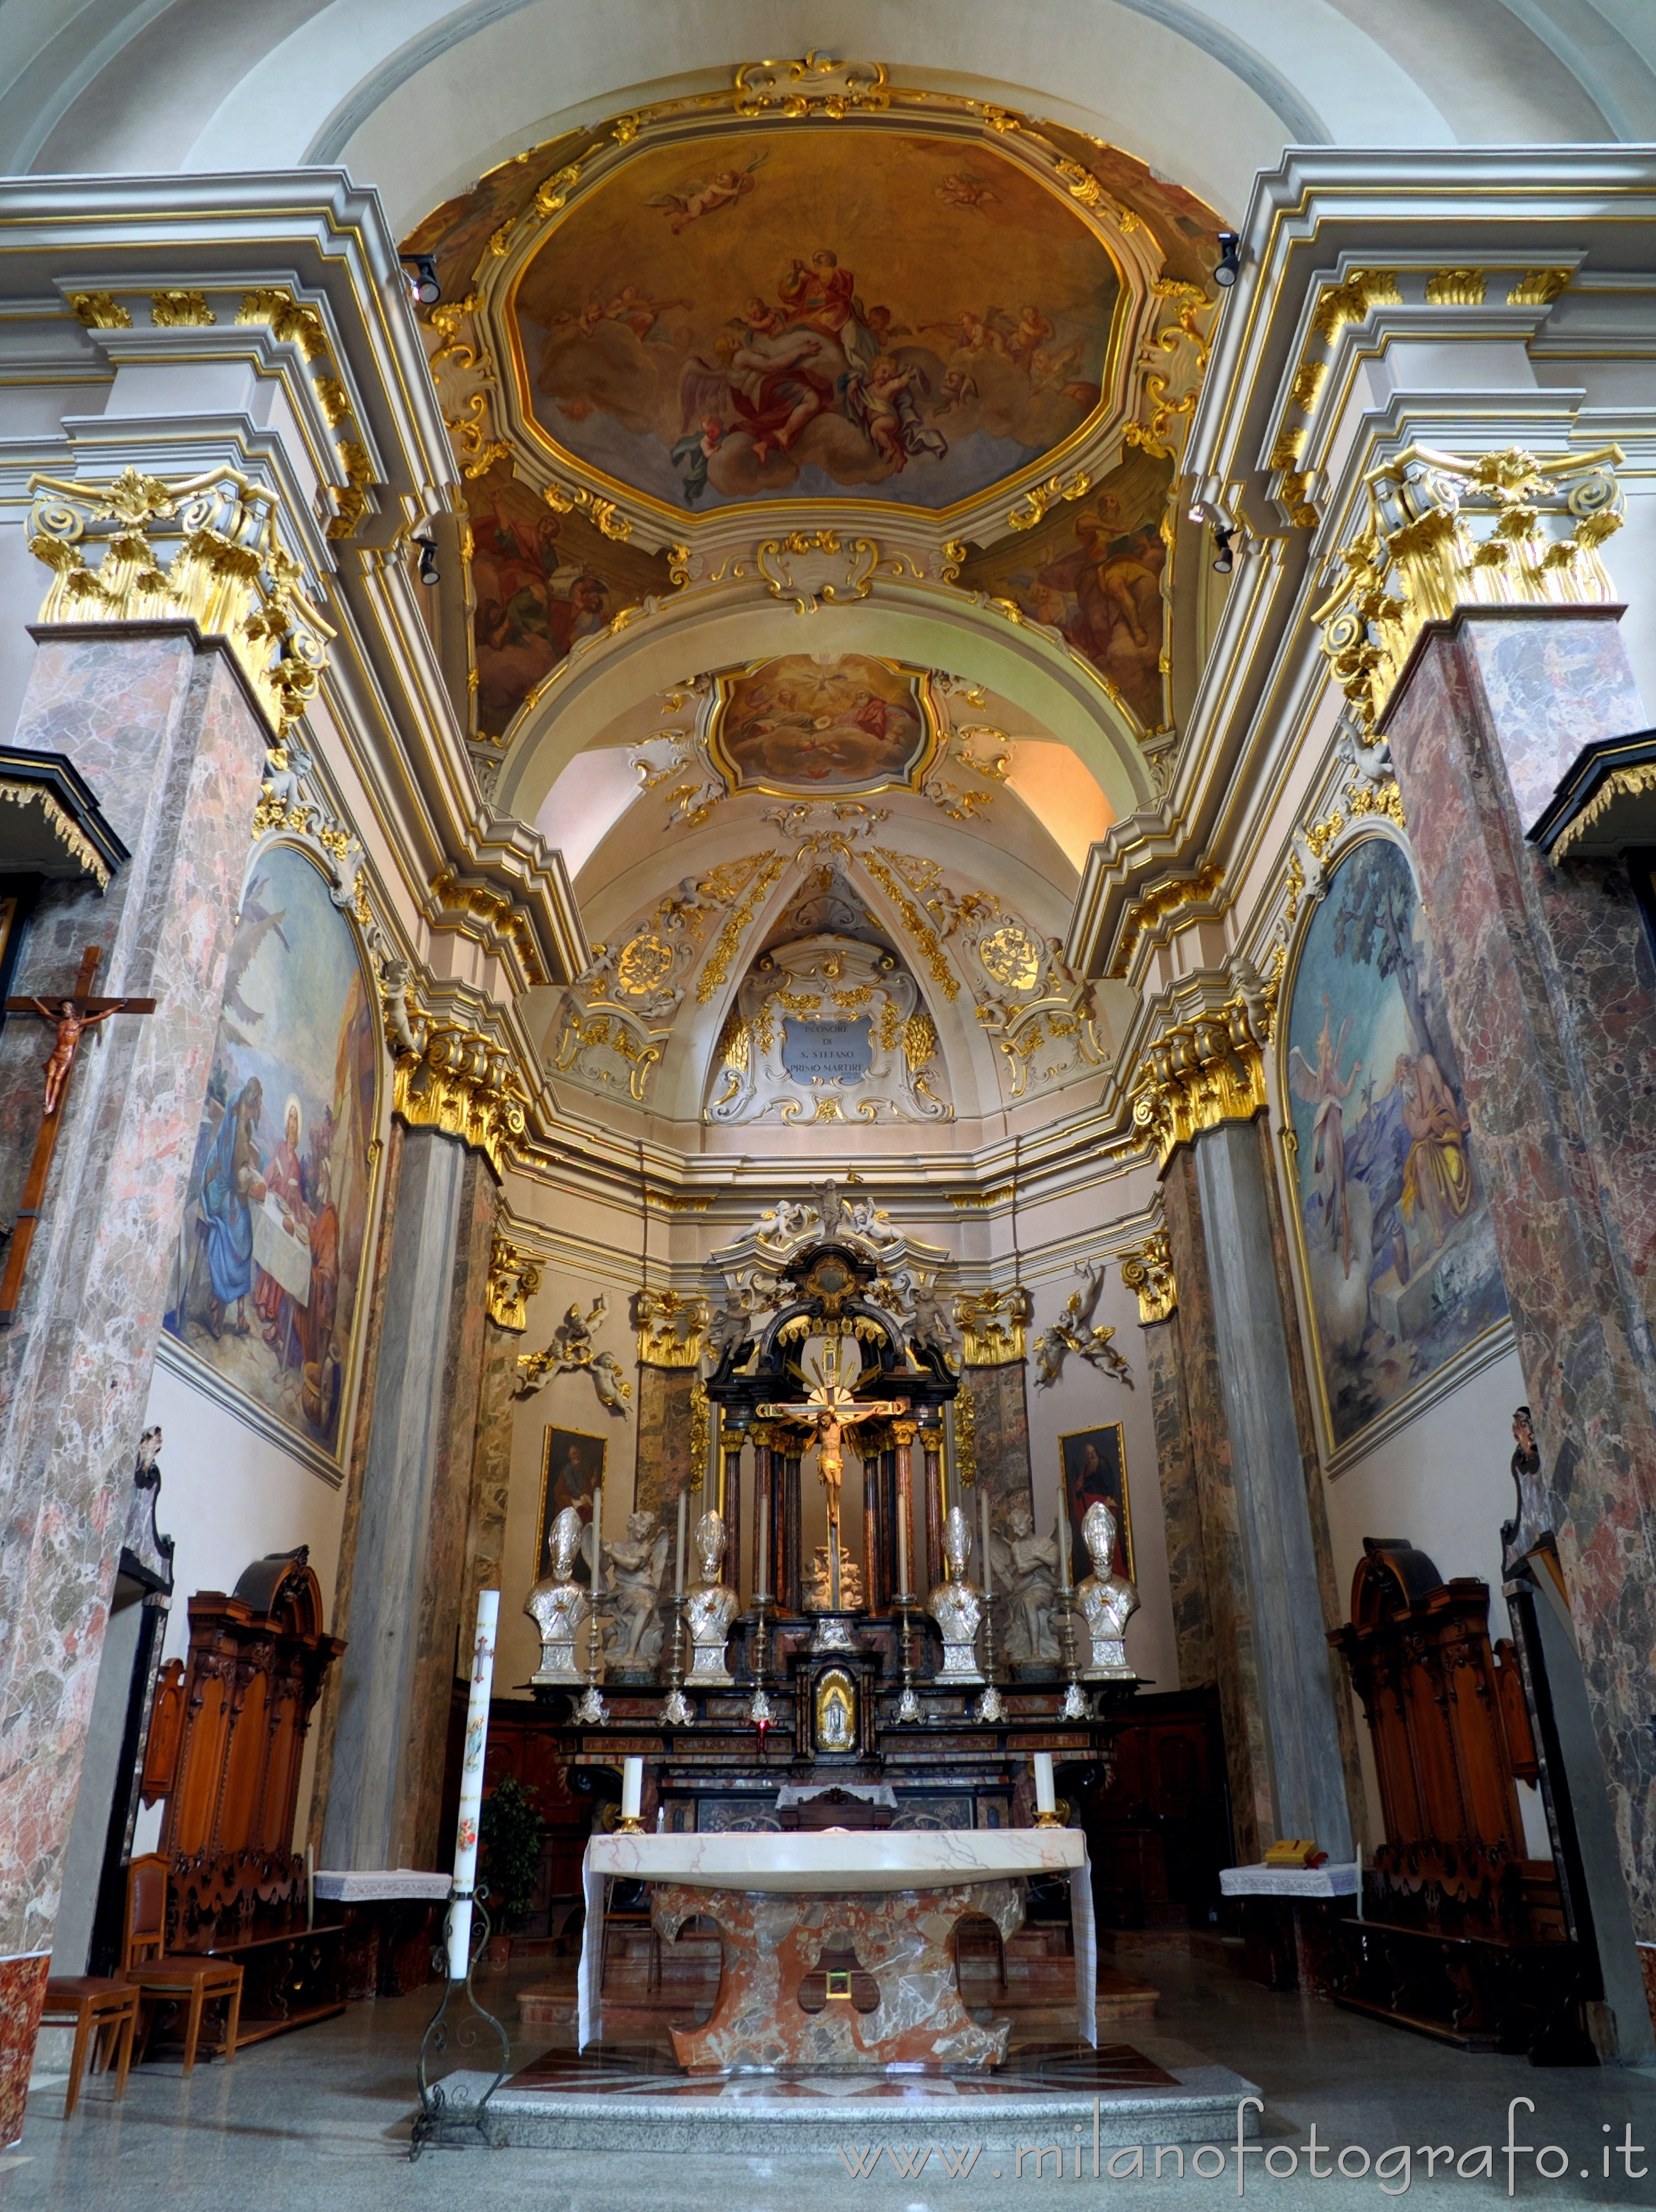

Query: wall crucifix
left=2, top=944, right=156, bottom=1326
left=758, top=1334, right=908, bottom=1611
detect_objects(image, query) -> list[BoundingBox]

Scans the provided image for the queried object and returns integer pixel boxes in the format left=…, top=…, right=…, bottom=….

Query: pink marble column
left=1383, top=608, right=1656, bottom=1934
left=0, top=1954, right=48, bottom=2148
left=0, top=624, right=269, bottom=2101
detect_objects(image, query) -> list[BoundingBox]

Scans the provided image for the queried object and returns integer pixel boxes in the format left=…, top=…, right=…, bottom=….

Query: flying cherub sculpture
left=1032, top=1262, right=1134, bottom=1390
left=514, top=1291, right=634, bottom=1415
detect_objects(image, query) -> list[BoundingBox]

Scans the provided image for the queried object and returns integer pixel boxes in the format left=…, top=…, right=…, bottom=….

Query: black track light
left=413, top=535, right=441, bottom=586
left=1214, top=231, right=1241, bottom=289
left=1211, top=525, right=1235, bottom=575
left=401, top=254, right=441, bottom=307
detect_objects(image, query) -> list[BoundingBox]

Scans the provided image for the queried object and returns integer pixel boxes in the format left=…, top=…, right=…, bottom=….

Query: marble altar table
left=579, top=1828, right=1095, bottom=2070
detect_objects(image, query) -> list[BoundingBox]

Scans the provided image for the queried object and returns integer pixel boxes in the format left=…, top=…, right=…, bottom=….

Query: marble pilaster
left=1160, top=1151, right=1273, bottom=1863
left=0, top=627, right=267, bottom=1998
left=319, top=1129, right=496, bottom=1874
left=633, top=1367, right=696, bottom=1517
left=462, top=1313, right=520, bottom=1623
left=1140, top=1315, right=1213, bottom=1689
left=1384, top=609, right=1656, bottom=1934
left=959, top=1359, right=1036, bottom=1520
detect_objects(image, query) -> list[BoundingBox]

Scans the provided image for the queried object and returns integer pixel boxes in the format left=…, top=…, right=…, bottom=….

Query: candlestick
left=619, top=1755, right=644, bottom=1831
left=896, top=1482, right=909, bottom=1597
left=1057, top=1491, right=1073, bottom=1592
left=447, top=1588, right=499, bottom=1978
left=576, top=1482, right=608, bottom=1724
left=756, top=1494, right=769, bottom=1600
left=980, top=1490, right=993, bottom=1598
left=675, top=1488, right=688, bottom=1598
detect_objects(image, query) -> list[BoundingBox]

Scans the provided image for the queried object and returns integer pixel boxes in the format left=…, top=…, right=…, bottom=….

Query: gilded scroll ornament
left=27, top=465, right=332, bottom=738
left=149, top=290, right=215, bottom=327
left=733, top=52, right=889, bottom=119
left=236, top=288, right=329, bottom=361
left=1119, top=1230, right=1176, bottom=1324
left=429, top=870, right=548, bottom=987
left=1315, top=442, right=1624, bottom=734
left=487, top=1235, right=543, bottom=1331
left=952, top=1284, right=1032, bottom=1366
left=1423, top=268, right=1486, bottom=308
left=1507, top=269, right=1572, bottom=308
left=69, top=291, right=131, bottom=329
left=1129, top=996, right=1269, bottom=1172
left=634, top=1288, right=713, bottom=1368
left=1109, top=862, right=1225, bottom=979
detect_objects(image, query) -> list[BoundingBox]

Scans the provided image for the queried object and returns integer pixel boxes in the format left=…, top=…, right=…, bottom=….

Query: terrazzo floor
left=4, top=1939, right=1655, bottom=2209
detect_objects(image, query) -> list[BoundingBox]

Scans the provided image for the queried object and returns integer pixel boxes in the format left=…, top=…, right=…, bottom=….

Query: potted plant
left=478, top=1775, right=546, bottom=1967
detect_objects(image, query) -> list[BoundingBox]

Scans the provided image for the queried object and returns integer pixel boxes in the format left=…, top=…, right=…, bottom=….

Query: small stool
left=40, top=1978, right=140, bottom=2119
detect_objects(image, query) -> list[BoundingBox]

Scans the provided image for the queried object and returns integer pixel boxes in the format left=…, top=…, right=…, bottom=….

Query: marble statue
left=526, top=1504, right=590, bottom=1683
left=928, top=1505, right=984, bottom=1683
left=1075, top=1498, right=1138, bottom=1678
left=802, top=1541, right=865, bottom=1612
left=604, top=1508, right=670, bottom=1675
left=685, top=1509, right=739, bottom=1685
left=996, top=1499, right=1062, bottom=1668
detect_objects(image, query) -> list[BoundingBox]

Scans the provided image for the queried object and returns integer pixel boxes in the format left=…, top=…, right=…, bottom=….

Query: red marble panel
left=0, top=1952, right=48, bottom=2147
left=1384, top=613, right=1656, bottom=1937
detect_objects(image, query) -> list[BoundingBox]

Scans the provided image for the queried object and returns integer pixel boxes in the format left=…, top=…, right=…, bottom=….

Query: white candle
left=447, top=1587, right=499, bottom=1978
left=1057, top=1496, right=1073, bottom=1593
left=757, top=1490, right=769, bottom=1599
left=980, top=1491, right=993, bottom=1598
left=590, top=1482, right=604, bottom=1591
left=896, top=1473, right=910, bottom=1598
left=1034, top=1751, right=1056, bottom=1815
left=675, top=1489, right=688, bottom=1597
left=622, top=1755, right=644, bottom=1822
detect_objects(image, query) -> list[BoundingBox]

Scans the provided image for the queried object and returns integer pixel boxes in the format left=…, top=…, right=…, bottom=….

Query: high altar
left=523, top=1202, right=1140, bottom=2073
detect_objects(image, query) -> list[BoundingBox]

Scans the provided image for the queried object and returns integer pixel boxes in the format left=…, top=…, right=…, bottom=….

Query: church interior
left=4, top=3, right=1656, bottom=2201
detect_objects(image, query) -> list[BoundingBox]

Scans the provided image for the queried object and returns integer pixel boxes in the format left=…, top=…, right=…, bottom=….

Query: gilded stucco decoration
left=1315, top=444, right=1624, bottom=734
left=487, top=1233, right=544, bottom=1331
left=634, top=1288, right=713, bottom=1367
left=953, top=1286, right=1032, bottom=1367
left=390, top=1017, right=528, bottom=1180
left=1119, top=1231, right=1176, bottom=1324
left=705, top=933, right=949, bottom=1126
left=27, top=466, right=332, bottom=738
left=429, top=869, right=549, bottom=988
left=1109, top=860, right=1225, bottom=979
left=1129, top=996, right=1269, bottom=1172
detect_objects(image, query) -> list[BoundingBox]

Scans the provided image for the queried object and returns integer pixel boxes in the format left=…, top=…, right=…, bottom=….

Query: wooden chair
left=122, top=1855, right=243, bottom=2074
left=38, top=1978, right=140, bottom=2119
left=599, top=1876, right=660, bottom=1993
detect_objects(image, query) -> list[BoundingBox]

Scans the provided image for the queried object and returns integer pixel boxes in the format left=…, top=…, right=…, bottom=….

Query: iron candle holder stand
left=410, top=1888, right=511, bottom=2157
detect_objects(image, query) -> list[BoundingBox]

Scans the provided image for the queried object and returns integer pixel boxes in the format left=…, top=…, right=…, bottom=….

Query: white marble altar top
left=587, top=1828, right=1084, bottom=1892
left=314, top=1868, right=452, bottom=1902
left=1219, top=1861, right=1359, bottom=1899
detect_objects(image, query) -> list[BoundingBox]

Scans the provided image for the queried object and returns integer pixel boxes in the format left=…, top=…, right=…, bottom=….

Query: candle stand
left=410, top=1888, right=511, bottom=2156
left=748, top=1591, right=774, bottom=1726
left=893, top=1594, right=922, bottom=1722
left=661, top=1593, right=692, bottom=1726
left=975, top=1604, right=1006, bottom=1725
left=1057, top=1588, right=1090, bottom=1721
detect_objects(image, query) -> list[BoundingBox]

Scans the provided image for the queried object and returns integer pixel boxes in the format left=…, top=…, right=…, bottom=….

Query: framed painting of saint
left=535, top=1425, right=607, bottom=1581
left=1059, top=1423, right=1133, bottom=1580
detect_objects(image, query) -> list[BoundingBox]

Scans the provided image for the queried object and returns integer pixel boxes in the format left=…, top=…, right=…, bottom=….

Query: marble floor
left=4, top=1939, right=1655, bottom=2209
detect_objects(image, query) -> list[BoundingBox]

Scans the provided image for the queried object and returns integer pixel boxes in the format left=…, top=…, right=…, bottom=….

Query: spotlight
left=1211, top=525, right=1235, bottom=575
left=401, top=254, right=441, bottom=307
left=413, top=535, right=441, bottom=586
left=1213, top=231, right=1241, bottom=289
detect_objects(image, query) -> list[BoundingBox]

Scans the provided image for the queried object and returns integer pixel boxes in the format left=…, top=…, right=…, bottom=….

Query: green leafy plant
left=478, top=1775, right=546, bottom=1931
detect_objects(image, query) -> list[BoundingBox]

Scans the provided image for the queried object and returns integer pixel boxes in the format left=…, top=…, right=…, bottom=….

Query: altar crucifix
left=758, top=1334, right=908, bottom=1611
left=1, top=944, right=155, bottom=1327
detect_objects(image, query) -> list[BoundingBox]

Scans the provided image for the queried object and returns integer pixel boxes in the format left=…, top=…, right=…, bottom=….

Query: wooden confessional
left=1329, top=1538, right=1588, bottom=2058
left=138, top=1548, right=347, bottom=2039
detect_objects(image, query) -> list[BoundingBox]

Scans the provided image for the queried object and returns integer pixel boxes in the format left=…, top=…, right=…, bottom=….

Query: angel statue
left=1032, top=1263, right=1133, bottom=1390
left=603, top=1509, right=670, bottom=1674
left=1288, top=992, right=1362, bottom=1278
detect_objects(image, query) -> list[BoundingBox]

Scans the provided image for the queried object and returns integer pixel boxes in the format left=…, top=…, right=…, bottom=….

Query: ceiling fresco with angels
left=507, top=128, right=1122, bottom=513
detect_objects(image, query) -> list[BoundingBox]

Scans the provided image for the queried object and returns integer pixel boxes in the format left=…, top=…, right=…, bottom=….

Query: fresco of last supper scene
left=4, top=9, right=1656, bottom=2209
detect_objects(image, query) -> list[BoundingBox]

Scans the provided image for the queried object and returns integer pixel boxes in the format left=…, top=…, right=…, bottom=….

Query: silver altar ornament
left=1075, top=1499, right=1139, bottom=1679
left=684, top=1510, right=739, bottom=1686
left=527, top=1505, right=590, bottom=1684
left=927, top=1506, right=985, bottom=1684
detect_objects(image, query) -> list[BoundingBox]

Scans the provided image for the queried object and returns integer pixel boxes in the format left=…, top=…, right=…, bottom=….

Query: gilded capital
left=1119, top=1231, right=1177, bottom=1324
left=952, top=1284, right=1031, bottom=1366
left=27, top=465, right=332, bottom=738
left=487, top=1234, right=543, bottom=1331
left=634, top=1287, right=711, bottom=1368
left=1315, top=442, right=1624, bottom=735
left=1129, top=996, right=1268, bottom=1172
left=391, top=1020, right=527, bottom=1178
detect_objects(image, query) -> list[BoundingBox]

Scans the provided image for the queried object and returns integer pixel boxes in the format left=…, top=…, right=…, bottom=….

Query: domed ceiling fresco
left=506, top=129, right=1122, bottom=514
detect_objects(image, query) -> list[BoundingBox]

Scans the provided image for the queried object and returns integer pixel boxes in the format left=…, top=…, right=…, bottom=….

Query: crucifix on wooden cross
left=758, top=1335, right=908, bottom=1611
left=1, top=944, right=156, bottom=1326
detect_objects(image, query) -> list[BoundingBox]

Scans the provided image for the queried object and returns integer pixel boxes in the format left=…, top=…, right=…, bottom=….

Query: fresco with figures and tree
left=509, top=129, right=1120, bottom=512
left=1285, top=835, right=1508, bottom=1449
left=164, top=844, right=378, bottom=1459
left=958, top=448, right=1172, bottom=731
left=710, top=654, right=933, bottom=793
